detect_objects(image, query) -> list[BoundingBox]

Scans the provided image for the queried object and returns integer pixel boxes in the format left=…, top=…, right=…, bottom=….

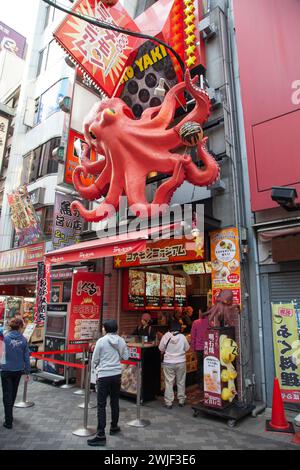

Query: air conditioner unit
left=199, top=16, right=217, bottom=41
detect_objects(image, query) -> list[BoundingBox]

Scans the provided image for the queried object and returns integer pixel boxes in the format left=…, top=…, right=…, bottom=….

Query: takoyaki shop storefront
left=113, top=227, right=242, bottom=405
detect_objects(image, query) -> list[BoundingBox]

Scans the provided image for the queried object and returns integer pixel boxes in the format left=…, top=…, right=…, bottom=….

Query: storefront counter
left=121, top=340, right=161, bottom=402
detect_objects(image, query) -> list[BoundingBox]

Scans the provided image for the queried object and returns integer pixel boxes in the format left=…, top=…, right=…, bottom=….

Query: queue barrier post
left=60, top=353, right=75, bottom=389
left=14, top=376, right=34, bottom=409
left=127, top=361, right=151, bottom=428
left=74, top=350, right=86, bottom=396
left=78, top=355, right=97, bottom=409
left=73, top=350, right=96, bottom=437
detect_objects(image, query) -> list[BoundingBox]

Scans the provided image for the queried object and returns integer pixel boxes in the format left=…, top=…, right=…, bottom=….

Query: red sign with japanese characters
left=54, top=0, right=140, bottom=97
left=203, top=329, right=222, bottom=408
left=114, top=236, right=205, bottom=268
left=68, top=272, right=104, bottom=346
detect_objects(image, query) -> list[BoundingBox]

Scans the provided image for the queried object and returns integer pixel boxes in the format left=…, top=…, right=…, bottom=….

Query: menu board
left=145, top=273, right=161, bottom=309
left=175, top=277, right=187, bottom=307
left=128, top=270, right=145, bottom=309
left=210, top=228, right=241, bottom=305
left=183, top=263, right=206, bottom=275
left=161, top=274, right=175, bottom=309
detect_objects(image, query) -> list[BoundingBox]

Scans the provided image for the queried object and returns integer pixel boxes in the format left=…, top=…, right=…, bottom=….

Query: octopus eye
left=89, top=131, right=97, bottom=140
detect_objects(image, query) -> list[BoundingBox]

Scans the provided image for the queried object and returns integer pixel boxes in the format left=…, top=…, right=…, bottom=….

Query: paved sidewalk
left=0, top=379, right=299, bottom=450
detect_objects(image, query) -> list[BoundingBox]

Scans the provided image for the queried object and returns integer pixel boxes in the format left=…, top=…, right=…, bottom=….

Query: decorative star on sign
left=185, top=34, right=196, bottom=46
left=115, top=257, right=122, bottom=267
left=186, top=55, right=197, bottom=68
left=185, top=24, right=196, bottom=35
left=184, top=5, right=195, bottom=16
left=184, top=14, right=196, bottom=26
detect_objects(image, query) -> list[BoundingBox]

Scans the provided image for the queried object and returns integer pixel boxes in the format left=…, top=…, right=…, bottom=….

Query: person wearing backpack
left=0, top=316, right=30, bottom=429
left=87, top=319, right=129, bottom=447
left=159, top=321, right=190, bottom=409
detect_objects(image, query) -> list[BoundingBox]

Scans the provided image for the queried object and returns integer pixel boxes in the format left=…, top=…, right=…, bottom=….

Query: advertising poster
left=0, top=242, right=45, bottom=273
left=271, top=303, right=300, bottom=403
left=128, top=270, right=145, bottom=310
left=145, top=272, right=161, bottom=309
left=115, top=236, right=205, bottom=268
left=174, top=277, right=187, bottom=307
left=210, top=228, right=241, bottom=305
left=64, top=129, right=98, bottom=186
left=161, top=274, right=174, bottom=309
left=52, top=192, right=84, bottom=249
left=68, top=272, right=103, bottom=346
left=7, top=186, right=44, bottom=246
left=204, top=329, right=222, bottom=408
left=121, top=363, right=138, bottom=396
left=54, top=0, right=140, bottom=97
left=0, top=21, right=26, bottom=59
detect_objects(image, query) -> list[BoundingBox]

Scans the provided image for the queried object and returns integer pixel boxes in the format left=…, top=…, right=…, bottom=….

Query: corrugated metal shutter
left=269, top=272, right=300, bottom=304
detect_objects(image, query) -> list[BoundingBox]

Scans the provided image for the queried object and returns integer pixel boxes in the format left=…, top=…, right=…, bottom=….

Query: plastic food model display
left=71, top=70, right=220, bottom=222
left=205, top=289, right=240, bottom=327
left=220, top=335, right=238, bottom=402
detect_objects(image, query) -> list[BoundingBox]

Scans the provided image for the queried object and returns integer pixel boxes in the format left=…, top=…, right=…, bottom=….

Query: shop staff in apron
left=191, top=310, right=209, bottom=392
left=132, top=313, right=155, bottom=341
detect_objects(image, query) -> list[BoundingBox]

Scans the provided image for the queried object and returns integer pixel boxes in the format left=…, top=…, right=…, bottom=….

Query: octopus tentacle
left=184, top=138, right=220, bottom=187
left=80, top=144, right=106, bottom=175
left=72, top=164, right=111, bottom=201
left=71, top=177, right=123, bottom=222
left=174, top=71, right=211, bottom=132
left=126, top=158, right=187, bottom=217
left=140, top=81, right=186, bottom=129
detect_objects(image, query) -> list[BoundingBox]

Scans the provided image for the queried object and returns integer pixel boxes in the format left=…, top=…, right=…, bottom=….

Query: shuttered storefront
left=269, top=272, right=300, bottom=304
left=267, top=270, right=300, bottom=410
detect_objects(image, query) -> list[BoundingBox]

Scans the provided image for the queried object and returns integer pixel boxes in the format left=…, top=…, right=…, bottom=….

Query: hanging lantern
left=179, top=121, right=204, bottom=147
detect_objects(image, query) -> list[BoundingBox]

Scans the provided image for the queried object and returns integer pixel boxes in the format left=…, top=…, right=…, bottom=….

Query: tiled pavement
left=0, top=378, right=299, bottom=450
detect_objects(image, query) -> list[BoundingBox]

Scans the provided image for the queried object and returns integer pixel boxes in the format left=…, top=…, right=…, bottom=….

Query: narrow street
left=0, top=380, right=298, bottom=450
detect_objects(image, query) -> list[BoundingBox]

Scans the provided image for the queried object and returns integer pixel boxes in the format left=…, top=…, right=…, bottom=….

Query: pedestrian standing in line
left=0, top=317, right=30, bottom=429
left=159, top=322, right=190, bottom=409
left=191, top=309, right=209, bottom=392
left=87, top=319, right=129, bottom=447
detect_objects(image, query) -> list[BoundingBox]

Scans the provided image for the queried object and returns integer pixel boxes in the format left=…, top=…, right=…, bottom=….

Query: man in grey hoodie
left=87, top=319, right=129, bottom=447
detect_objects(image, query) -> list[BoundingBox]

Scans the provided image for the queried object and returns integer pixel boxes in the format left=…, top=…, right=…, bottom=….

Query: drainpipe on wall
left=224, top=0, right=267, bottom=410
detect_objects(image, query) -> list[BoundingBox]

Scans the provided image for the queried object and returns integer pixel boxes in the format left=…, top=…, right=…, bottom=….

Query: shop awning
left=258, top=226, right=300, bottom=242
left=45, top=225, right=176, bottom=265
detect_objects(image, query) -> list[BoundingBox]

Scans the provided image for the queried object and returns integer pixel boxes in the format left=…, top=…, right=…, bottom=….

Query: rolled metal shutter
left=269, top=272, right=300, bottom=304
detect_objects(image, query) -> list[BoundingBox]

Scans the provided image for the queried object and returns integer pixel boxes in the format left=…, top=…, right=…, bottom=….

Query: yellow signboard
left=271, top=303, right=300, bottom=403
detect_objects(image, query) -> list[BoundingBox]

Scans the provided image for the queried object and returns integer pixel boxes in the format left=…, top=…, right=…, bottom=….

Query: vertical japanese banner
left=0, top=114, right=9, bottom=170
left=68, top=272, right=104, bottom=347
left=272, top=303, right=300, bottom=403
left=52, top=192, right=84, bottom=249
left=34, top=262, right=49, bottom=325
left=203, top=329, right=222, bottom=408
left=210, top=227, right=241, bottom=305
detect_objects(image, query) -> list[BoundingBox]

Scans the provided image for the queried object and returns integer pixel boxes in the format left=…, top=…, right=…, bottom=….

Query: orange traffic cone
left=292, top=431, right=300, bottom=445
left=265, top=378, right=294, bottom=434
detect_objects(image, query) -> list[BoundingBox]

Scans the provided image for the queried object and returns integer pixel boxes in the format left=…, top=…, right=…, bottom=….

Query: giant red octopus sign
left=71, top=70, right=220, bottom=222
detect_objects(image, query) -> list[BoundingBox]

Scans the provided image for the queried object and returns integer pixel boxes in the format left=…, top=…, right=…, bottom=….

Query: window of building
left=44, top=5, right=51, bottom=29
left=44, top=206, right=54, bottom=237
left=22, top=137, right=60, bottom=184
left=35, top=78, right=68, bottom=125
left=36, top=47, right=47, bottom=77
